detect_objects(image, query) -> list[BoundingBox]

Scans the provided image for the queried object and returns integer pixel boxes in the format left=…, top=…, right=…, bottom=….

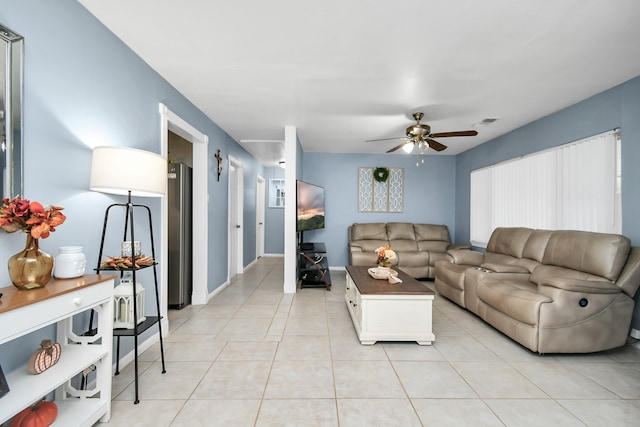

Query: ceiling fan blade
left=426, top=138, right=447, bottom=152
left=429, top=130, right=478, bottom=138
left=366, top=136, right=407, bottom=142
left=386, top=142, right=409, bottom=153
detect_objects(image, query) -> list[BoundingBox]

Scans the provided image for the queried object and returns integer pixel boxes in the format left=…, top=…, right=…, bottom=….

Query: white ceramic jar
left=53, top=246, right=87, bottom=279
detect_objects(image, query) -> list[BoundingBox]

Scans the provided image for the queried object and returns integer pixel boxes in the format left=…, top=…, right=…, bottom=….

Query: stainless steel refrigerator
left=168, top=162, right=193, bottom=309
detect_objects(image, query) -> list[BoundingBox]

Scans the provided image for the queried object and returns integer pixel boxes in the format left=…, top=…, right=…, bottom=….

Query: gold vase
left=8, top=233, right=54, bottom=290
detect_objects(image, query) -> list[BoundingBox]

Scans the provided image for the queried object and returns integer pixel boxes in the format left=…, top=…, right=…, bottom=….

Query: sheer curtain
left=470, top=130, right=620, bottom=247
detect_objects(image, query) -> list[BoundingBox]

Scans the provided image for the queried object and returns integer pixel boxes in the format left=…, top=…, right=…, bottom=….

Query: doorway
left=167, top=133, right=193, bottom=310
left=159, top=104, right=209, bottom=333
left=256, top=175, right=265, bottom=258
left=228, top=156, right=244, bottom=279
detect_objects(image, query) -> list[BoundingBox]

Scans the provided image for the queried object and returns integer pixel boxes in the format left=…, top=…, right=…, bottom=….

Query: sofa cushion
left=483, top=252, right=520, bottom=267
left=351, top=223, right=387, bottom=241
left=530, top=265, right=608, bottom=286
left=477, top=278, right=552, bottom=325
left=616, top=247, right=640, bottom=297
left=418, top=241, right=450, bottom=252
left=350, top=239, right=390, bottom=253
left=542, top=231, right=631, bottom=281
left=414, top=224, right=450, bottom=242
left=430, top=251, right=450, bottom=266
left=486, top=227, right=534, bottom=258
left=397, top=251, right=429, bottom=267
left=390, top=239, right=418, bottom=252
left=522, top=230, right=553, bottom=262
left=435, top=262, right=469, bottom=291
left=351, top=251, right=380, bottom=266
left=387, top=222, right=416, bottom=240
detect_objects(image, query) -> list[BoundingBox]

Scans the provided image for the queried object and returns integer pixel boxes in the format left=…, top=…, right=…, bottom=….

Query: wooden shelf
left=113, top=316, right=161, bottom=337
left=95, top=262, right=157, bottom=272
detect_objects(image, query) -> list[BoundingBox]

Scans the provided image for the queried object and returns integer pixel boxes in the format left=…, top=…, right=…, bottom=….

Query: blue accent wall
left=301, top=153, right=457, bottom=267
left=0, top=0, right=263, bottom=372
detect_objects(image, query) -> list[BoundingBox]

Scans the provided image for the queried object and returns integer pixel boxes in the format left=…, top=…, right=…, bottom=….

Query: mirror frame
left=1, top=24, right=24, bottom=199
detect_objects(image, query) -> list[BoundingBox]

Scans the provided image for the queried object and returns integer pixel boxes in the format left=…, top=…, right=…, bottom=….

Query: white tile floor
left=102, top=257, right=640, bottom=426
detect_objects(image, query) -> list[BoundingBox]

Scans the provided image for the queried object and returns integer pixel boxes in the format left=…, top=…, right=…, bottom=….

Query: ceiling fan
left=367, top=112, right=478, bottom=153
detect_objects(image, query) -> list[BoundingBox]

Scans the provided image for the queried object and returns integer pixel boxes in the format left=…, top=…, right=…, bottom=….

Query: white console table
left=0, top=274, right=115, bottom=426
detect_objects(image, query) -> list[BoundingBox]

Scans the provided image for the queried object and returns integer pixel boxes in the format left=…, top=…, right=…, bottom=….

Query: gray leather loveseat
left=348, top=222, right=465, bottom=279
left=434, top=227, right=640, bottom=353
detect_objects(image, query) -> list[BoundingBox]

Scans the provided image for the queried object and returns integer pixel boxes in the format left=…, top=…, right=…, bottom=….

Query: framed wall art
left=358, top=167, right=404, bottom=212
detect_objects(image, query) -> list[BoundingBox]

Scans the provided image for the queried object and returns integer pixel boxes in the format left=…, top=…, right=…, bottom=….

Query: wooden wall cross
left=214, top=149, right=222, bottom=181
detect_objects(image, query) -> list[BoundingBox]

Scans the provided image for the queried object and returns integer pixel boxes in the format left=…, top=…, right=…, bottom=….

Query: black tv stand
left=298, top=242, right=331, bottom=290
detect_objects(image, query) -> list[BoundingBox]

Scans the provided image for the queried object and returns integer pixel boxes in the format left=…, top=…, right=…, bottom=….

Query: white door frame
left=256, top=175, right=265, bottom=258
left=159, top=104, right=209, bottom=329
left=228, top=155, right=244, bottom=278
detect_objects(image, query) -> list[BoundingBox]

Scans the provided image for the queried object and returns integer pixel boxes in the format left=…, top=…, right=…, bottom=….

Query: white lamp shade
left=402, top=142, right=414, bottom=154
left=90, top=146, right=167, bottom=197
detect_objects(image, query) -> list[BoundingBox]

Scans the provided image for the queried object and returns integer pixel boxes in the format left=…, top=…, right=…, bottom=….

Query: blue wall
left=301, top=153, right=457, bottom=267
left=0, top=0, right=263, bottom=372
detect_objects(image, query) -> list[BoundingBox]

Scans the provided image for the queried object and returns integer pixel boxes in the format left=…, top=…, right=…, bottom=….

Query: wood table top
left=346, top=265, right=435, bottom=296
left=0, top=274, right=116, bottom=314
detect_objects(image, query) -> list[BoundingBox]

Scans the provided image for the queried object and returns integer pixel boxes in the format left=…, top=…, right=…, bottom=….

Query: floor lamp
left=89, top=146, right=167, bottom=404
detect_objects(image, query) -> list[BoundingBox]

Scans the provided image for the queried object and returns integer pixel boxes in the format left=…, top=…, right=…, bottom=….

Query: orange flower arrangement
left=375, top=245, right=397, bottom=267
left=0, top=196, right=66, bottom=239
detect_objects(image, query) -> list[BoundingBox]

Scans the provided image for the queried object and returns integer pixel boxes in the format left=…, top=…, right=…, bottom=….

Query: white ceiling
left=80, top=0, right=640, bottom=167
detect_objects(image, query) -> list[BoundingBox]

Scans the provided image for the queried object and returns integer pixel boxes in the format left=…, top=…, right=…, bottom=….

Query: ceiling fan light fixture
left=418, top=142, right=428, bottom=154
left=369, top=111, right=477, bottom=154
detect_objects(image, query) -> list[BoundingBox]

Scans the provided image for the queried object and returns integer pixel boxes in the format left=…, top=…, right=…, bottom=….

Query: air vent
left=474, top=117, right=499, bottom=127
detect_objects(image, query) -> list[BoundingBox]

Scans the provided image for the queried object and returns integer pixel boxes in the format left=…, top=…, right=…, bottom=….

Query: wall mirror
left=0, top=24, right=24, bottom=199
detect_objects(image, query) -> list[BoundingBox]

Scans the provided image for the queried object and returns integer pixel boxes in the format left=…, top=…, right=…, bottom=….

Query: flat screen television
left=296, top=180, right=325, bottom=232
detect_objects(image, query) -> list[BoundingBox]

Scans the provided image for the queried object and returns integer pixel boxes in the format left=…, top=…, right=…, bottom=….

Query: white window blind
left=470, top=129, right=621, bottom=247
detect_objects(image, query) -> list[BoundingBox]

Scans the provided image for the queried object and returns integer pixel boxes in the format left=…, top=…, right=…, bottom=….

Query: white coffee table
left=345, top=266, right=435, bottom=345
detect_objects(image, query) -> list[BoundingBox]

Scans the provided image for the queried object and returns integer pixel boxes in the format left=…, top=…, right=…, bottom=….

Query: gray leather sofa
left=435, top=227, right=640, bottom=353
left=348, top=222, right=465, bottom=279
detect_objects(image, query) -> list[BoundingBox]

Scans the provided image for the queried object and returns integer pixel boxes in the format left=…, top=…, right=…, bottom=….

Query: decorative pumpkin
left=10, top=400, right=58, bottom=427
left=27, top=340, right=62, bottom=375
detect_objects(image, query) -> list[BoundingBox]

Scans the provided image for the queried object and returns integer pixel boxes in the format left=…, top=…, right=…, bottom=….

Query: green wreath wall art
left=373, top=167, right=390, bottom=183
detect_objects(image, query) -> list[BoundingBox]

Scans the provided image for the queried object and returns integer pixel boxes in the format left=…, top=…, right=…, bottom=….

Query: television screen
left=296, top=180, right=325, bottom=231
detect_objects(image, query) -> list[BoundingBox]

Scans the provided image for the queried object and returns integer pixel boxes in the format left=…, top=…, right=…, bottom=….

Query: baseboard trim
left=243, top=258, right=258, bottom=272
left=206, top=280, right=229, bottom=303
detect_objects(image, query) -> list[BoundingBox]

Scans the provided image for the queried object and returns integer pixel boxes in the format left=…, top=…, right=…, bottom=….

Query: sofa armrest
left=539, top=278, right=622, bottom=294
left=480, top=262, right=529, bottom=274
left=349, top=244, right=364, bottom=253
left=447, top=243, right=471, bottom=251
left=447, top=249, right=483, bottom=266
